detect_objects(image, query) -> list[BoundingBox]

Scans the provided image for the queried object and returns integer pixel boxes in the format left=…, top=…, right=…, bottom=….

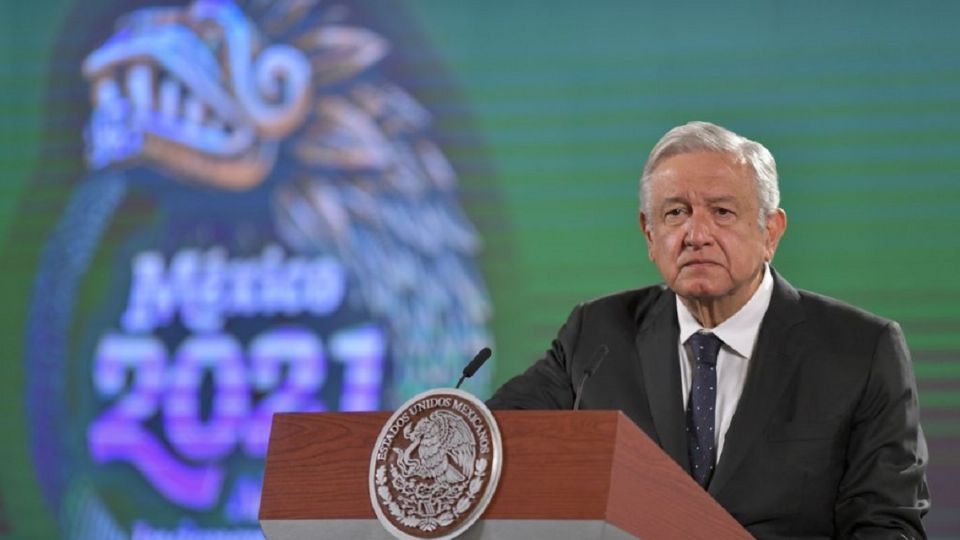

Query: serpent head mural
left=26, top=1, right=493, bottom=537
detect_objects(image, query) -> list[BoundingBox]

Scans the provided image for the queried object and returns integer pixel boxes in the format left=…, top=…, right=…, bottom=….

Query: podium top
left=260, top=410, right=750, bottom=539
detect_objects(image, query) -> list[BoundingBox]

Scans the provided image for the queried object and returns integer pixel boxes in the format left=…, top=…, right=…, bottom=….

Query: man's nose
left=683, top=211, right=714, bottom=247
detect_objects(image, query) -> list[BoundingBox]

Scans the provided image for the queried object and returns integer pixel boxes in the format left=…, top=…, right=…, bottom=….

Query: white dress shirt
left=677, top=264, right=774, bottom=459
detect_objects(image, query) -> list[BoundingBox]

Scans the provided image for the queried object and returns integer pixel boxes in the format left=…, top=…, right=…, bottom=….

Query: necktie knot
left=687, top=332, right=722, bottom=367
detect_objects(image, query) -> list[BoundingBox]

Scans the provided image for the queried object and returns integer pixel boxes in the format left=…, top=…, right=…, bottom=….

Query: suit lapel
left=634, top=288, right=688, bottom=469
left=708, top=271, right=806, bottom=496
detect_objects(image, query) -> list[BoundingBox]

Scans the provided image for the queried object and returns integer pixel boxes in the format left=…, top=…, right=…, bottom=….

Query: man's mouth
left=681, top=260, right=720, bottom=269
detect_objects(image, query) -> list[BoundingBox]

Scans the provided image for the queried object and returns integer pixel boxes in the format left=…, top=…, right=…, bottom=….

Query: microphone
left=573, top=344, right=609, bottom=411
left=455, top=347, right=492, bottom=389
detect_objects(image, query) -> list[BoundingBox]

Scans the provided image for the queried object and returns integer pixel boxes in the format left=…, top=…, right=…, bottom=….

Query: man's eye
left=716, top=208, right=734, bottom=217
left=665, top=208, right=685, bottom=217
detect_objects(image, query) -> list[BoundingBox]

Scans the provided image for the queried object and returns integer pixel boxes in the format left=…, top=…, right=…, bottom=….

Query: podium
left=260, top=410, right=751, bottom=539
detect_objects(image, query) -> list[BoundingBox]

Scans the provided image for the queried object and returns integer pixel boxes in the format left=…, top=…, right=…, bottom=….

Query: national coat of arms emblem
left=370, top=389, right=503, bottom=540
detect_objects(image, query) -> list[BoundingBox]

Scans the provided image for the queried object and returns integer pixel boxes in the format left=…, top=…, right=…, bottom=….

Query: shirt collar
left=676, top=264, right=774, bottom=359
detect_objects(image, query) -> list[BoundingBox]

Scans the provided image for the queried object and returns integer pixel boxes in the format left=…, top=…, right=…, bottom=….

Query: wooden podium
left=260, top=410, right=751, bottom=539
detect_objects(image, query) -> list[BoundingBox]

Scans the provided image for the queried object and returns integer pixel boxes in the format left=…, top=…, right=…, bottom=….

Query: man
left=488, top=121, right=929, bottom=538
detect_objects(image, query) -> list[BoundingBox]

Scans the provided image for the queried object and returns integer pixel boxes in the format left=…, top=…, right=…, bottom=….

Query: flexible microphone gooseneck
left=455, top=347, right=493, bottom=389
left=572, top=344, right=609, bottom=410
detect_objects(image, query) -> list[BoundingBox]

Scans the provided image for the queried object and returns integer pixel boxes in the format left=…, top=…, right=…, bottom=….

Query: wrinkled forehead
left=644, top=152, right=762, bottom=216
left=649, top=149, right=749, bottom=176
left=649, top=150, right=754, bottom=188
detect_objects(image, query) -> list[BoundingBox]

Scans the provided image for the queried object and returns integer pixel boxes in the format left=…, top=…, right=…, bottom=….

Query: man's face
left=640, top=151, right=786, bottom=309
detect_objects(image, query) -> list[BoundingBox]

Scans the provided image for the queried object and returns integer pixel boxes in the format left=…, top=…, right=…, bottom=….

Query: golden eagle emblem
left=394, top=410, right=477, bottom=485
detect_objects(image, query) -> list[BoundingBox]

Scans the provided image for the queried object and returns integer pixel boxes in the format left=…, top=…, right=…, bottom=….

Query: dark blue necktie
left=686, top=332, right=723, bottom=488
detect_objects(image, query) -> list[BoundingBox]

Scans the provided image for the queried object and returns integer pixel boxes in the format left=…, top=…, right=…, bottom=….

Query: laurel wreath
left=376, top=458, right=488, bottom=532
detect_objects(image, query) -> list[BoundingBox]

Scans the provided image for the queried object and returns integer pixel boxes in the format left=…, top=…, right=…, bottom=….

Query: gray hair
left=639, top=121, right=780, bottom=228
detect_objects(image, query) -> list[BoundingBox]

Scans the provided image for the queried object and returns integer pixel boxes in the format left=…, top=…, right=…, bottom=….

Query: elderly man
left=488, top=121, right=929, bottom=538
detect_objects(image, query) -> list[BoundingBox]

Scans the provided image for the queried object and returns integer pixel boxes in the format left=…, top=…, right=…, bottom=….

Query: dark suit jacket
left=488, top=271, right=929, bottom=539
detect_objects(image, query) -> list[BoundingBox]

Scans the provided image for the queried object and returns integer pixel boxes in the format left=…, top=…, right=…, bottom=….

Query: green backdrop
left=1, top=1, right=958, bottom=538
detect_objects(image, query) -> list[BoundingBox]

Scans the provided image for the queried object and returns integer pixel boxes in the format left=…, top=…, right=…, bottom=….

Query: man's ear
left=640, top=211, right=655, bottom=260
left=764, top=208, right=787, bottom=262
